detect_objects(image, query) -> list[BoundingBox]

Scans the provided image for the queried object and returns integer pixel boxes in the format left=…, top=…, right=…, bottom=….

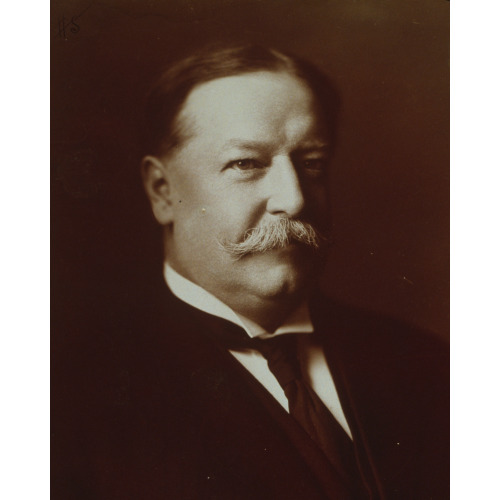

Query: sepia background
left=51, top=0, right=449, bottom=339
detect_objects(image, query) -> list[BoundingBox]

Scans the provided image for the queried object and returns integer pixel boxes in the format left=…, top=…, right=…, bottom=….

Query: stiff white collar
left=164, top=263, right=314, bottom=339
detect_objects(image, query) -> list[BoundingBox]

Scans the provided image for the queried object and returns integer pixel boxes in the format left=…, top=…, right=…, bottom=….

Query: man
left=52, top=44, right=448, bottom=499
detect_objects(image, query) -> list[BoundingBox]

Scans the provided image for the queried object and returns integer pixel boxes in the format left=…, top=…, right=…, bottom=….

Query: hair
left=141, top=43, right=340, bottom=157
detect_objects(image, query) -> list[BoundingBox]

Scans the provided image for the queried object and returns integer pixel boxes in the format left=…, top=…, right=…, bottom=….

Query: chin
left=245, top=256, right=313, bottom=299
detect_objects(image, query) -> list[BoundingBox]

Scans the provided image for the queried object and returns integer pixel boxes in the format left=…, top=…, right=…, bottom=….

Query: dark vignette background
left=51, top=0, right=449, bottom=341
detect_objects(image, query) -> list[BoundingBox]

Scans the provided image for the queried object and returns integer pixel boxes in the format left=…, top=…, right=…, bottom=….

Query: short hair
left=142, top=43, right=340, bottom=157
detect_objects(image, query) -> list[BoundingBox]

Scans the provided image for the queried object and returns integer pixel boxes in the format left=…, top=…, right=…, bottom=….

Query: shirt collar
left=164, top=262, right=314, bottom=339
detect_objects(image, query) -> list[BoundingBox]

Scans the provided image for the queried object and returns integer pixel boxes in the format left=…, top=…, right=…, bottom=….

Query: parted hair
left=142, top=43, right=340, bottom=157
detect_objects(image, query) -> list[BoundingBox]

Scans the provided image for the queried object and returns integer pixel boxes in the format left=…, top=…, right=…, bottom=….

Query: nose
left=265, top=156, right=305, bottom=218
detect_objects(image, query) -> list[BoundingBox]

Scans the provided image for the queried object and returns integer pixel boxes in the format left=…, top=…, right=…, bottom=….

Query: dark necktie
left=200, top=313, right=365, bottom=495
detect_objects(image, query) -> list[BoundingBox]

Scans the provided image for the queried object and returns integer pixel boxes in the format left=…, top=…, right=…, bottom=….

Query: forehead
left=176, top=71, right=325, bottom=150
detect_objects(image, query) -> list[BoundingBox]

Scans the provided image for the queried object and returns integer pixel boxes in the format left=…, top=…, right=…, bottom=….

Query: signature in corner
left=53, top=4, right=91, bottom=40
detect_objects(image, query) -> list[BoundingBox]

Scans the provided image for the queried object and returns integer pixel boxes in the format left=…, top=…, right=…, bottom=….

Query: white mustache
left=219, top=218, right=327, bottom=259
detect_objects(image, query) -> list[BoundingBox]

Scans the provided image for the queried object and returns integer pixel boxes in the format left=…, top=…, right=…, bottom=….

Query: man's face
left=160, top=71, right=331, bottom=311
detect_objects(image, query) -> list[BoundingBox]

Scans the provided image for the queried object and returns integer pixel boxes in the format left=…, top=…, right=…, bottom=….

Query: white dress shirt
left=164, top=263, right=352, bottom=439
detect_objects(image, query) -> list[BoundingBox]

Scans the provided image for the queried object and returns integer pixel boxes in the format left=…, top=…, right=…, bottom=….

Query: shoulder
left=310, top=291, right=448, bottom=367
left=310, top=293, right=449, bottom=497
left=310, top=291, right=449, bottom=424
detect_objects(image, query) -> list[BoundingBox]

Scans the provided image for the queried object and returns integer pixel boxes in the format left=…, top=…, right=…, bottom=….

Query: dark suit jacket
left=52, top=273, right=449, bottom=499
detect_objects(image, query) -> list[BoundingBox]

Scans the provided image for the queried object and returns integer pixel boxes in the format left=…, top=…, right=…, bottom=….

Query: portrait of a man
left=51, top=2, right=449, bottom=499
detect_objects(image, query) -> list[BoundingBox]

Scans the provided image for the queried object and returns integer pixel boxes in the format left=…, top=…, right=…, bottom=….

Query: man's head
left=141, top=44, right=338, bottom=324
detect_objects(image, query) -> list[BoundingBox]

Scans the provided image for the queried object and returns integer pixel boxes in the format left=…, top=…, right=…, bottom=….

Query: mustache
left=219, top=217, right=330, bottom=259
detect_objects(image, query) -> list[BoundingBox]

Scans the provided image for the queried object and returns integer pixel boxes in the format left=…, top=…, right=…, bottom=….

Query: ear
left=141, top=155, right=175, bottom=225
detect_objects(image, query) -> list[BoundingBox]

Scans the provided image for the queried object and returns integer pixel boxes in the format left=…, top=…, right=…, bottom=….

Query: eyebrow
left=221, top=139, right=331, bottom=152
left=294, top=143, right=331, bottom=154
left=221, top=139, right=272, bottom=152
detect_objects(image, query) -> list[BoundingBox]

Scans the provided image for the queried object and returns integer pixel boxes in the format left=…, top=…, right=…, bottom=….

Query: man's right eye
left=226, top=159, right=263, bottom=171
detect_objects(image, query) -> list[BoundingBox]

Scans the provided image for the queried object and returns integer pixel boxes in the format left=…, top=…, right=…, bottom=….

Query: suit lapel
left=311, top=297, right=387, bottom=499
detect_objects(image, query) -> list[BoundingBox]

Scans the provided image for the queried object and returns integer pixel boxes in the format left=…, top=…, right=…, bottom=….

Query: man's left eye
left=302, top=159, right=327, bottom=175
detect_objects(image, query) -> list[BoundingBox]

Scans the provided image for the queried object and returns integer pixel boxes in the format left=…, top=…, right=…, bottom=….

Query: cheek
left=317, top=188, right=330, bottom=213
left=305, top=182, right=329, bottom=209
left=174, top=196, right=258, bottom=250
left=173, top=166, right=268, bottom=241
left=206, top=186, right=267, bottom=238
left=302, top=186, right=331, bottom=232
left=206, top=203, right=261, bottom=243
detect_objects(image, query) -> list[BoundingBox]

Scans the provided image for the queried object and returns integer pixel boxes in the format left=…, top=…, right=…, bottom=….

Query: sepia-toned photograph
left=51, top=1, right=449, bottom=498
